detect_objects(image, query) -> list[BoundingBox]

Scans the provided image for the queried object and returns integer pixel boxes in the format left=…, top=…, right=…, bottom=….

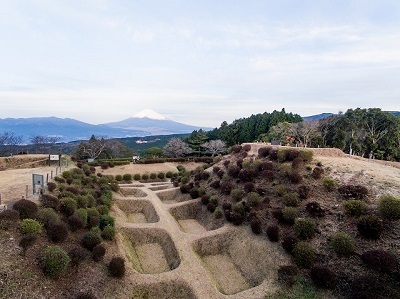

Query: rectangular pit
left=193, top=228, right=289, bottom=295
left=116, top=199, right=159, bottom=223
left=156, top=188, right=191, bottom=204
left=169, top=201, right=224, bottom=233
left=121, top=227, right=181, bottom=274
left=119, top=187, right=148, bottom=198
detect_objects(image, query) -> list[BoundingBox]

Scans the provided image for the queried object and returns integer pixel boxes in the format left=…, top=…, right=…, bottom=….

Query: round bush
left=230, top=188, right=244, bottom=202
left=361, top=250, right=398, bottom=273
left=214, top=207, right=222, bottom=219
left=292, top=157, right=304, bottom=169
left=40, top=194, right=60, bottom=210
left=330, top=232, right=355, bottom=256
left=47, top=182, right=57, bottom=192
left=13, top=199, right=38, bottom=219
left=230, top=211, right=245, bottom=225
left=250, top=217, right=262, bottom=234
left=47, top=221, right=69, bottom=243
left=294, top=217, right=316, bottom=239
left=322, top=177, right=337, bottom=192
left=206, top=202, right=216, bottom=213
left=344, top=200, right=366, bottom=216
left=101, top=225, right=115, bottom=240
left=310, top=265, right=337, bottom=289
left=141, top=174, right=149, bottom=180
left=100, top=215, right=115, bottom=230
left=122, top=174, right=132, bottom=181
left=246, top=192, right=262, bottom=207
left=81, top=231, right=102, bottom=251
left=40, top=245, right=70, bottom=278
left=60, top=198, right=77, bottom=217
left=37, top=208, right=60, bottom=228
left=19, top=234, right=37, bottom=255
left=298, top=185, right=310, bottom=199
left=266, top=225, right=280, bottom=242
left=76, top=208, right=88, bottom=226
left=201, top=195, right=210, bottom=205
left=0, top=209, right=20, bottom=230
left=76, top=196, right=88, bottom=209
left=133, top=173, right=141, bottom=181
left=351, top=274, right=399, bottom=299
left=109, top=257, right=125, bottom=278
left=68, top=247, right=87, bottom=267
left=157, top=172, right=165, bottom=179
left=68, top=214, right=85, bottom=231
left=305, top=201, right=325, bottom=217
left=293, top=241, right=316, bottom=268
left=311, top=167, right=324, bottom=179
left=20, top=219, right=43, bottom=235
left=281, top=235, right=299, bottom=254
left=378, top=195, right=400, bottom=220
left=357, top=215, right=383, bottom=239
left=115, top=174, right=122, bottom=181
left=278, top=265, right=298, bottom=286
left=150, top=173, right=157, bottom=179
left=283, top=192, right=300, bottom=207
left=338, top=185, right=369, bottom=200
left=289, top=172, right=303, bottom=184
left=92, top=244, right=106, bottom=262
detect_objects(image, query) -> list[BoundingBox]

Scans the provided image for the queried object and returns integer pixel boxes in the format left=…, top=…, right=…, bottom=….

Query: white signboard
left=49, top=155, right=60, bottom=161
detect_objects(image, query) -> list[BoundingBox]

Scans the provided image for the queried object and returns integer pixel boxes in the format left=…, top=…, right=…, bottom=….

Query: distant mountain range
left=302, top=111, right=400, bottom=122
left=0, top=109, right=211, bottom=143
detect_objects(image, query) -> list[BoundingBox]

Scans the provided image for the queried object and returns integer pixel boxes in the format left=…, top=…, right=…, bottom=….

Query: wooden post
left=26, top=185, right=28, bottom=199
left=0, top=194, right=2, bottom=205
left=51, top=170, right=53, bottom=179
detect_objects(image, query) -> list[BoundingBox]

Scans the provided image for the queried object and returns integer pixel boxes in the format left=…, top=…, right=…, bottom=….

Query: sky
left=0, top=0, right=399, bottom=128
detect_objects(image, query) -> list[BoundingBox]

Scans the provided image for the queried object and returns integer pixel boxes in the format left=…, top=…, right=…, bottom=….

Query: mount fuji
left=102, top=109, right=211, bottom=136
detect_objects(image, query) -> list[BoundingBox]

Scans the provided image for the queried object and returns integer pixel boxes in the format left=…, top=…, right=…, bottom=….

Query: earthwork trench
left=112, top=181, right=289, bottom=299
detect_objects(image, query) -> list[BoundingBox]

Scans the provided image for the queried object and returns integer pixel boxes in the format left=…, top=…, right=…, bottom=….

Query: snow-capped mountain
left=132, top=109, right=167, bottom=120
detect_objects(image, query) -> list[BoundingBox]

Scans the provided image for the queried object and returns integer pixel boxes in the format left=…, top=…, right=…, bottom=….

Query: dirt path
left=112, top=182, right=289, bottom=298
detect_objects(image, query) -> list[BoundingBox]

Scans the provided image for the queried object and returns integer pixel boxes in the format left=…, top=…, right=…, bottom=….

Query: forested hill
left=207, top=108, right=302, bottom=146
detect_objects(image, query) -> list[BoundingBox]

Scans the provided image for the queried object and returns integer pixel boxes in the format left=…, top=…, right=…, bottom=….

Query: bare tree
left=163, top=138, right=192, bottom=157
left=77, top=135, right=109, bottom=159
left=0, top=132, right=23, bottom=156
left=201, top=140, right=226, bottom=157
left=292, top=121, right=320, bottom=147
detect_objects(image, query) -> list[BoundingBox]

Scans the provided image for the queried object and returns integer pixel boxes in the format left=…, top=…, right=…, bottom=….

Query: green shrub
left=311, top=167, right=324, bottom=179
left=209, top=196, right=219, bottom=206
left=266, top=225, right=280, bottom=241
left=378, top=195, right=400, bottom=220
left=214, top=207, right=222, bottom=219
left=40, top=246, right=70, bottom=278
left=344, top=200, right=366, bottom=216
left=310, top=265, right=337, bottom=289
left=322, top=177, right=337, bottom=192
left=100, top=215, right=115, bottom=230
left=230, top=188, right=244, bottom=202
left=282, top=207, right=298, bottom=225
left=283, top=192, right=300, bottom=207
left=81, top=231, right=102, bottom=251
left=47, top=182, right=57, bottom=192
left=133, top=173, right=141, bottom=180
left=60, top=198, right=77, bottom=217
left=288, top=172, right=303, bottom=184
left=87, top=207, right=100, bottom=218
left=115, top=174, right=123, bottom=181
left=294, top=218, right=316, bottom=239
left=338, top=185, right=369, bottom=200
left=250, top=217, right=262, bottom=234
left=13, top=199, right=38, bottom=219
left=157, top=172, right=165, bottom=179
left=68, top=214, right=85, bottom=231
left=357, top=215, right=383, bottom=239
left=122, top=174, right=132, bottom=181
left=96, top=205, right=109, bottom=215
left=39, top=194, right=60, bottom=210
left=274, top=184, right=286, bottom=197
left=293, top=241, right=316, bottom=268
left=150, top=173, right=157, bottom=179
left=92, top=244, right=106, bottom=262
left=37, top=208, right=60, bottom=228
left=20, top=219, right=43, bottom=235
left=109, top=257, right=125, bottom=278
left=76, top=195, right=88, bottom=209
left=68, top=247, right=87, bottom=267
left=101, top=225, right=115, bottom=240
left=246, top=192, right=262, bottom=207
left=166, top=171, right=173, bottom=178
left=305, top=201, right=325, bottom=217
left=281, top=235, right=299, bottom=254
left=141, top=174, right=149, bottom=180
left=330, top=232, right=355, bottom=256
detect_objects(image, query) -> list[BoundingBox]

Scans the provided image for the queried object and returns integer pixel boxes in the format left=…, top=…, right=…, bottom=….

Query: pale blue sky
left=0, top=0, right=399, bottom=127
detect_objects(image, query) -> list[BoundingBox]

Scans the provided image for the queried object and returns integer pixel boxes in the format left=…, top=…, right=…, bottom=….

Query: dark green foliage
left=293, top=241, right=316, bottom=268
left=122, top=173, right=132, bottom=181
left=47, top=221, right=69, bottom=243
left=40, top=194, right=61, bottom=210
left=19, top=234, right=37, bottom=256
left=150, top=173, right=157, bottom=179
left=220, top=181, right=234, bottom=195
left=0, top=209, right=20, bottom=223
left=361, top=250, right=398, bottom=273
left=291, top=157, right=304, bottom=169
left=222, top=200, right=232, bottom=210
left=68, top=247, right=87, bottom=267
left=286, top=149, right=300, bottom=161
left=66, top=186, right=81, bottom=196
left=133, top=173, right=141, bottom=180
left=378, top=195, right=400, bottom=220
left=47, top=182, right=57, bottom=192
left=101, top=225, right=115, bottom=240
left=228, top=165, right=241, bottom=178
left=294, top=218, right=316, bottom=239
left=166, top=171, right=173, bottom=178
left=344, top=200, right=366, bottom=216
left=357, top=215, right=383, bottom=239
left=206, top=203, right=216, bottom=213
left=258, top=146, right=271, bottom=158
left=278, top=265, right=298, bottom=286
left=266, top=225, right=280, bottom=242
left=311, top=167, right=324, bottom=179
left=115, top=174, right=123, bottom=181
left=282, top=207, right=298, bottom=225
left=141, top=173, right=149, bottom=180
left=338, top=184, right=369, bottom=200
left=190, top=188, right=199, bottom=199
left=298, top=150, right=313, bottom=162
left=157, top=172, right=165, bottom=179
left=76, top=196, right=88, bottom=208
left=20, top=219, right=42, bottom=235
left=180, top=184, right=189, bottom=194
left=13, top=199, right=38, bottom=220
left=60, top=198, right=77, bottom=217
left=214, top=207, right=222, bottom=219
left=288, top=171, right=303, bottom=184
left=243, top=182, right=255, bottom=193
left=40, top=245, right=70, bottom=278
left=281, top=235, right=299, bottom=254
left=210, top=180, right=220, bottom=189
left=246, top=192, right=262, bottom=207
left=230, top=188, right=244, bottom=202
left=37, top=208, right=60, bottom=228
left=310, top=265, right=337, bottom=289
left=109, top=257, right=125, bottom=278
left=230, top=211, right=245, bottom=225
left=330, top=232, right=355, bottom=256
left=99, top=215, right=114, bottom=230
left=283, top=192, right=300, bottom=207
left=250, top=217, right=262, bottom=234
left=81, top=231, right=102, bottom=251
left=92, top=244, right=106, bottom=262
left=305, top=201, right=325, bottom=217
left=96, top=205, right=109, bottom=215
